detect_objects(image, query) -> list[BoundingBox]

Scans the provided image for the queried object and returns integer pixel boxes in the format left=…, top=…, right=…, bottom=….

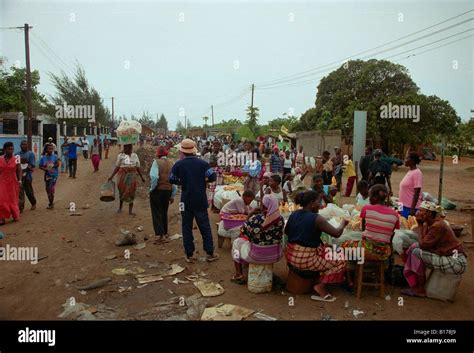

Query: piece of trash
left=168, top=233, right=182, bottom=241
left=344, top=301, right=349, bottom=309
left=168, top=289, right=174, bottom=295
left=76, top=277, right=112, bottom=291
left=137, top=226, right=144, bottom=232
left=82, top=204, right=90, bottom=209
left=118, top=286, right=132, bottom=293
left=185, top=275, right=199, bottom=282
left=133, top=243, right=146, bottom=250
left=321, top=314, right=332, bottom=321
left=115, top=230, right=137, bottom=246
left=82, top=249, right=91, bottom=253
left=70, top=213, right=83, bottom=216
left=385, top=295, right=391, bottom=301
left=172, top=278, right=189, bottom=285
left=80, top=290, right=87, bottom=295
left=135, top=273, right=164, bottom=284
left=253, top=312, right=277, bottom=321
left=112, top=267, right=145, bottom=276
left=375, top=302, right=382, bottom=308
left=201, top=304, right=254, bottom=321
left=193, top=280, right=225, bottom=297
left=38, top=256, right=48, bottom=262
left=137, top=284, right=148, bottom=289
left=165, top=264, right=185, bottom=276
left=104, top=254, right=117, bottom=261
left=352, top=310, right=364, bottom=317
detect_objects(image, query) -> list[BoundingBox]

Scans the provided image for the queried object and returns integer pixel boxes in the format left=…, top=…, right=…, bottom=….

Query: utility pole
left=23, top=23, right=33, bottom=150
left=211, top=105, right=214, bottom=127
left=438, top=138, right=445, bottom=205
left=184, top=115, right=187, bottom=130
left=250, top=84, right=254, bottom=109
left=111, top=96, right=115, bottom=134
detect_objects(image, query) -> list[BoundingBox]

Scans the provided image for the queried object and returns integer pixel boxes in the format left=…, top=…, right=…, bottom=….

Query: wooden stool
left=286, top=265, right=318, bottom=294
left=355, top=260, right=385, bottom=299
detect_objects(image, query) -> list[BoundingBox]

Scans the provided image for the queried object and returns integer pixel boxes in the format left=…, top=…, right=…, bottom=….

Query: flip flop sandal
left=231, top=277, right=246, bottom=285
left=310, top=294, right=337, bottom=302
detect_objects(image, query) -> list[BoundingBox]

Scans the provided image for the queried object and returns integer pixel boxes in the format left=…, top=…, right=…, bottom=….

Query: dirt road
left=1, top=147, right=473, bottom=320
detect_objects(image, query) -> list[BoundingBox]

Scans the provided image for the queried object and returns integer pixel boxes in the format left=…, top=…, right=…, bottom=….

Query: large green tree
left=245, top=105, right=259, bottom=134
left=303, top=59, right=460, bottom=153
left=0, top=61, right=49, bottom=113
left=49, top=64, right=111, bottom=127
left=157, top=113, right=168, bottom=132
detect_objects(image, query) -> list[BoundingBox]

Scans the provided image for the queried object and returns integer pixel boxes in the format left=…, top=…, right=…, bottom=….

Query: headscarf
left=263, top=172, right=272, bottom=179
left=156, top=146, right=169, bottom=158
left=295, top=167, right=302, bottom=175
left=261, top=194, right=280, bottom=228
left=419, top=201, right=446, bottom=217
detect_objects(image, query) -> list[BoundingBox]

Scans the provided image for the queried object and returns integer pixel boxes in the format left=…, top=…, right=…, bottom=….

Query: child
left=356, top=180, right=370, bottom=208
left=344, top=155, right=357, bottom=197
left=39, top=144, right=59, bottom=209
left=329, top=186, right=339, bottom=206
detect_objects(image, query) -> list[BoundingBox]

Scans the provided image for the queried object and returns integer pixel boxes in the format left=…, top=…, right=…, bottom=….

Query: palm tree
left=203, top=116, right=209, bottom=128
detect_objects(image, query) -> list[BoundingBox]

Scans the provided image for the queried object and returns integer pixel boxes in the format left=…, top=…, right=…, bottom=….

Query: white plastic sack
left=392, top=229, right=419, bottom=255
left=333, top=230, right=363, bottom=245
left=213, top=186, right=241, bottom=210
left=116, top=120, right=142, bottom=135
left=319, top=203, right=350, bottom=219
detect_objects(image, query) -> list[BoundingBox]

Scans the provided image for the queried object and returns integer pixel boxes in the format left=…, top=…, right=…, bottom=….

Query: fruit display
left=223, top=185, right=244, bottom=192
left=348, top=215, right=362, bottom=231
left=223, top=174, right=245, bottom=184
left=222, top=213, right=247, bottom=221
left=400, top=215, right=418, bottom=230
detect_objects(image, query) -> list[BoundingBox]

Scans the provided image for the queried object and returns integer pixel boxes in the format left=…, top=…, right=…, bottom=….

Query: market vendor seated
left=264, top=174, right=288, bottom=204
left=401, top=201, right=467, bottom=298
left=283, top=166, right=308, bottom=200
left=218, top=190, right=255, bottom=239
left=285, top=190, right=348, bottom=302
left=311, top=174, right=333, bottom=207
left=231, top=195, right=284, bottom=284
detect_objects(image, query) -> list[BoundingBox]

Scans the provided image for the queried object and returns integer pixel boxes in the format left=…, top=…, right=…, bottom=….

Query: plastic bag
left=100, top=181, right=116, bottom=202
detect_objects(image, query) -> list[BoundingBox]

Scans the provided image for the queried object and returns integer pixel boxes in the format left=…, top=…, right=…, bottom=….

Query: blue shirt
left=39, top=154, right=59, bottom=178
left=169, top=156, right=216, bottom=211
left=271, top=153, right=282, bottom=173
left=16, top=150, right=36, bottom=181
left=68, top=143, right=78, bottom=159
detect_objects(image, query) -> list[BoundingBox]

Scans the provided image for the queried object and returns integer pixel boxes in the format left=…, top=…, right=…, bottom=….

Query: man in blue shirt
left=170, top=139, right=219, bottom=263
left=16, top=140, right=37, bottom=212
left=63, top=137, right=83, bottom=179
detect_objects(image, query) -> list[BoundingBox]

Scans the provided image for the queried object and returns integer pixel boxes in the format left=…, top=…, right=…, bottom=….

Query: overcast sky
left=1, top=0, right=473, bottom=130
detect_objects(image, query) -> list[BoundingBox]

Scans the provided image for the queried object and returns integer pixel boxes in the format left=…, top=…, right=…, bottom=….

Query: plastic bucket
left=248, top=263, right=273, bottom=293
left=100, top=181, right=116, bottom=202
left=426, top=270, right=462, bottom=302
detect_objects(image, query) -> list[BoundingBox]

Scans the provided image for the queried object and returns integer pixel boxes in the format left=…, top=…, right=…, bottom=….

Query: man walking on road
left=63, top=137, right=83, bottom=179
left=169, top=138, right=219, bottom=263
left=16, top=140, right=37, bottom=212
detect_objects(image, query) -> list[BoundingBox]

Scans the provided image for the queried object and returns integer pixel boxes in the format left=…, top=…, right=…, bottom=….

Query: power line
left=256, top=10, right=473, bottom=88
left=256, top=30, right=473, bottom=91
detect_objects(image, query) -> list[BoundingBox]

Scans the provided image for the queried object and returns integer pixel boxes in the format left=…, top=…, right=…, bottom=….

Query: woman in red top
left=0, top=142, right=22, bottom=225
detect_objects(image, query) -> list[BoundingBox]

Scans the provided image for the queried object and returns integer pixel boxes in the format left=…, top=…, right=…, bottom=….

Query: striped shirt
left=360, top=204, right=400, bottom=243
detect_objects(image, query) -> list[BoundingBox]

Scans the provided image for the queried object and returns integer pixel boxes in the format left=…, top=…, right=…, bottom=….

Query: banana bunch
left=400, top=215, right=418, bottom=230
left=223, top=175, right=244, bottom=184
left=349, top=215, right=362, bottom=231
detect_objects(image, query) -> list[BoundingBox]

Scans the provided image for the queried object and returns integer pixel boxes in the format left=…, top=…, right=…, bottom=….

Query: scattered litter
left=193, top=280, right=225, bottom=297
left=105, top=254, right=117, bottom=261
left=375, top=302, right=382, bottom=308
left=112, top=267, right=145, bottom=276
left=172, top=278, right=189, bottom=285
left=38, top=256, right=48, bottom=262
left=133, top=243, right=146, bottom=250
left=115, top=229, right=137, bottom=246
left=76, top=277, right=112, bottom=291
left=146, top=262, right=163, bottom=269
left=201, top=304, right=254, bottom=321
left=82, top=249, right=91, bottom=253
left=385, top=295, right=391, bottom=301
left=80, top=290, right=87, bottom=295
left=136, top=284, right=148, bottom=289
left=253, top=312, right=277, bottom=321
left=137, top=226, right=144, bottom=232
left=352, top=310, right=364, bottom=318
left=199, top=271, right=207, bottom=277
left=118, top=286, right=133, bottom=293
left=344, top=301, right=349, bottom=309
left=165, top=264, right=185, bottom=276
left=58, top=299, right=117, bottom=320
left=135, top=273, right=164, bottom=284
left=168, top=233, right=182, bottom=241
left=168, top=289, right=174, bottom=295
left=82, top=204, right=90, bottom=209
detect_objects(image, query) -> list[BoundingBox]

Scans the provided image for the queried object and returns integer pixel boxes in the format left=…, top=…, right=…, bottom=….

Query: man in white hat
left=169, top=139, right=219, bottom=262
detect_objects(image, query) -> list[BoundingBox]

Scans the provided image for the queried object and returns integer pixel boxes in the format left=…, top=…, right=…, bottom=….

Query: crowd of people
left=0, top=133, right=467, bottom=304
